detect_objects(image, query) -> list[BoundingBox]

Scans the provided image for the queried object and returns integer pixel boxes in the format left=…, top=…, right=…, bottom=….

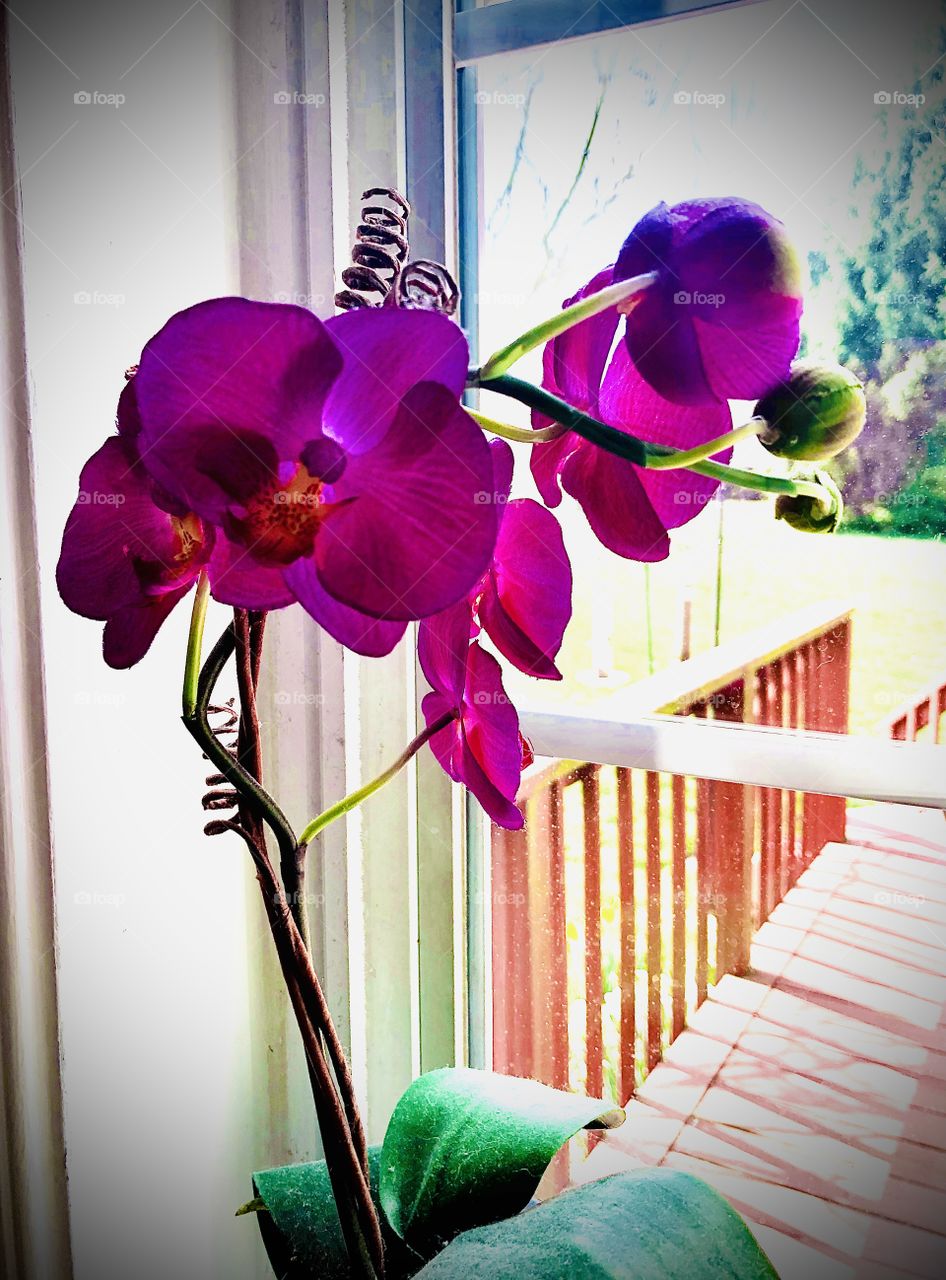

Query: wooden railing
left=887, top=675, right=946, bottom=743
left=490, top=602, right=852, bottom=1102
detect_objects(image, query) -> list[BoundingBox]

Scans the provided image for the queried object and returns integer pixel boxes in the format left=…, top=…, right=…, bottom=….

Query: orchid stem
left=467, top=407, right=567, bottom=444
left=475, top=372, right=831, bottom=505
left=182, top=570, right=211, bottom=718
left=477, top=271, right=657, bottom=381
left=642, top=417, right=766, bottom=470
left=300, top=710, right=456, bottom=848
left=183, top=623, right=299, bottom=867
left=474, top=373, right=648, bottom=465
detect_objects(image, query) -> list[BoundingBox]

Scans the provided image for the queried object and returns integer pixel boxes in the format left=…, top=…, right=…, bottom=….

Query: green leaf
left=249, top=1146, right=420, bottom=1279
left=412, top=1168, right=779, bottom=1279
left=379, top=1067, right=624, bottom=1256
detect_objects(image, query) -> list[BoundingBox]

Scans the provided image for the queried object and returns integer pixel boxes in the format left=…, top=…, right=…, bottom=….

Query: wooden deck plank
left=578, top=804, right=946, bottom=1278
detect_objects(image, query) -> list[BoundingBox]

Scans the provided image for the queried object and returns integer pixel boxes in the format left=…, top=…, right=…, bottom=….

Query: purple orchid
left=530, top=270, right=734, bottom=561
left=128, top=298, right=497, bottom=653
left=615, top=198, right=803, bottom=406
left=419, top=600, right=529, bottom=830
left=57, top=383, right=214, bottom=668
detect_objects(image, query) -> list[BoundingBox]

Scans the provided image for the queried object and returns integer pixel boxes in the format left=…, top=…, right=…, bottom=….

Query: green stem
left=477, top=271, right=657, bottom=381
left=467, top=407, right=567, bottom=444
left=643, top=417, right=766, bottom=470
left=183, top=623, right=299, bottom=867
left=689, top=459, right=827, bottom=503
left=476, top=373, right=648, bottom=465
left=182, top=571, right=211, bottom=718
left=300, top=710, right=456, bottom=848
left=476, top=373, right=829, bottom=504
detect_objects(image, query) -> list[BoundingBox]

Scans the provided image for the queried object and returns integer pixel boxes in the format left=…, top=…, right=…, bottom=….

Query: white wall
left=9, top=3, right=274, bottom=1276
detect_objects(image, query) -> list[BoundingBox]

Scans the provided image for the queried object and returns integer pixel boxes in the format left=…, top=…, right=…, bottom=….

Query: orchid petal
left=316, top=384, right=497, bottom=621
left=559, top=445, right=669, bottom=562
left=208, top=534, right=296, bottom=609
left=600, top=343, right=731, bottom=530
left=479, top=499, right=571, bottom=679
left=57, top=436, right=209, bottom=619
left=324, top=308, right=469, bottom=454
left=102, top=590, right=191, bottom=670
left=135, top=297, right=341, bottom=506
left=285, top=558, right=407, bottom=658
left=419, top=600, right=473, bottom=701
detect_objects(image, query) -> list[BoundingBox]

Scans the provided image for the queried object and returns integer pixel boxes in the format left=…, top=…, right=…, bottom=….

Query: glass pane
left=470, top=0, right=946, bottom=740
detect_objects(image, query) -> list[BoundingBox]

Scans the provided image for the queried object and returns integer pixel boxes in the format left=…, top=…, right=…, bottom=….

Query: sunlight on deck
left=576, top=805, right=946, bottom=1279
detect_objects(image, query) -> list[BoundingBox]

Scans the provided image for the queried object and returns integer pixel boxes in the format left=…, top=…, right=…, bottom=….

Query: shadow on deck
left=577, top=804, right=946, bottom=1280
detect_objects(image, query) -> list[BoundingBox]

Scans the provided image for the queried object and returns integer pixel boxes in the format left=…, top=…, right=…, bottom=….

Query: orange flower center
left=171, top=512, right=206, bottom=567
left=236, top=464, right=325, bottom=564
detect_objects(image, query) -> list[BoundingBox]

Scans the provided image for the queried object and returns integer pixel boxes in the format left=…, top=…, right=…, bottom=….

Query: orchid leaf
left=249, top=1146, right=419, bottom=1279
left=412, top=1168, right=778, bottom=1279
left=379, top=1067, right=624, bottom=1256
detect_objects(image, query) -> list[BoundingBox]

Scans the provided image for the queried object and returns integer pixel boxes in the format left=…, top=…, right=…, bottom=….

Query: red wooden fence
left=491, top=605, right=852, bottom=1103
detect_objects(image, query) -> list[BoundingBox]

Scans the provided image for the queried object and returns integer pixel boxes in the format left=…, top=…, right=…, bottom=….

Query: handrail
left=518, top=712, right=946, bottom=810
left=886, top=674, right=946, bottom=743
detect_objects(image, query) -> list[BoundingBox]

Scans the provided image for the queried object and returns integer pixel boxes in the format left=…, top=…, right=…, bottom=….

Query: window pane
left=471, top=0, right=946, bottom=738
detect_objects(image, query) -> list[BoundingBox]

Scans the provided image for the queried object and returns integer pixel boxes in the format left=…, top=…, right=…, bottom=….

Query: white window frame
left=232, top=0, right=467, bottom=1150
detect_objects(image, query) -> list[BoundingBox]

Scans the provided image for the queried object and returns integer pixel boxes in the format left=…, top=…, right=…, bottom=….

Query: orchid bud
left=775, top=471, right=843, bottom=534
left=756, top=363, right=866, bottom=462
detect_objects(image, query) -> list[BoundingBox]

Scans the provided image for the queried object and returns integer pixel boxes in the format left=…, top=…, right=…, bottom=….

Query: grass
left=505, top=500, right=946, bottom=737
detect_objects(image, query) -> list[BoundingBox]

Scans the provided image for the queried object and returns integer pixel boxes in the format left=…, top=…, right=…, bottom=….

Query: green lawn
left=506, top=500, right=946, bottom=737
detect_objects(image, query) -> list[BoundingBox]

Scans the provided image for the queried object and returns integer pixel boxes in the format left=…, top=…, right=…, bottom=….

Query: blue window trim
left=455, top=0, right=761, bottom=65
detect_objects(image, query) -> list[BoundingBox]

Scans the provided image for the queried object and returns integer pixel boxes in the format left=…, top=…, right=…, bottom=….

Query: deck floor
left=579, top=804, right=946, bottom=1279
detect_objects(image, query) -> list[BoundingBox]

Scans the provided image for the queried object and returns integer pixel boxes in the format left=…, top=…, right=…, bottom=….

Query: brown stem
left=216, top=814, right=383, bottom=1276
left=233, top=609, right=310, bottom=950
left=258, top=867, right=384, bottom=1276
left=204, top=616, right=378, bottom=1268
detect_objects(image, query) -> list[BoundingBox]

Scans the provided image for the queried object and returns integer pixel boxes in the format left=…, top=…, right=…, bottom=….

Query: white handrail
left=518, top=711, right=946, bottom=810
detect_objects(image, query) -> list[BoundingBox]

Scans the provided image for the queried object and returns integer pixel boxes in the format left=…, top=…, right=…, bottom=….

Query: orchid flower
left=102, top=298, right=497, bottom=657
left=57, top=383, right=214, bottom=668
left=419, top=600, right=530, bottom=830
left=530, top=271, right=735, bottom=561
left=615, top=198, right=803, bottom=406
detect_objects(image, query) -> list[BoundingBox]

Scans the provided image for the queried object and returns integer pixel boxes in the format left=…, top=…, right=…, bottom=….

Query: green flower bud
left=755, top=363, right=866, bottom=462
left=775, top=471, right=843, bottom=534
